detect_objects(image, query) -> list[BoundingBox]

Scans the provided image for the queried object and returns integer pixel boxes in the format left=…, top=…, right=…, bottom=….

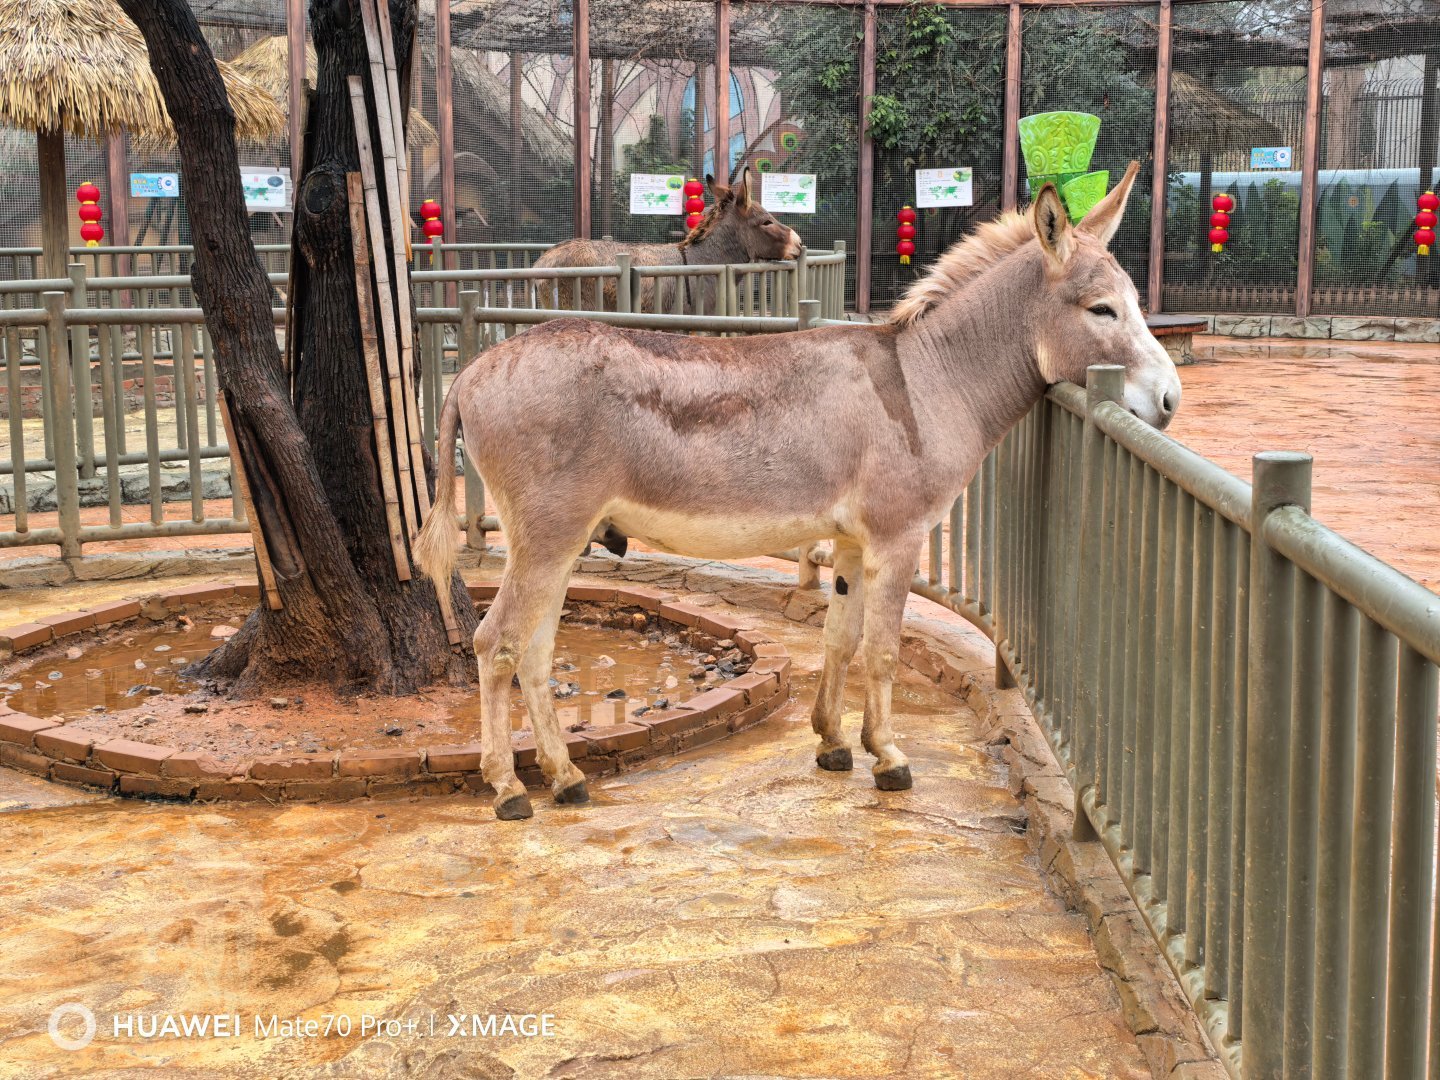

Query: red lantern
left=683, top=178, right=704, bottom=233
left=897, top=205, right=918, bottom=265
left=1415, top=192, right=1438, bottom=256
left=1210, top=193, right=1234, bottom=253
left=76, top=181, right=103, bottom=247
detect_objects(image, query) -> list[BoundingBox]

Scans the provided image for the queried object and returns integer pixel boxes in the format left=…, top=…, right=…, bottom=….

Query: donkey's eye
left=1088, top=304, right=1117, bottom=319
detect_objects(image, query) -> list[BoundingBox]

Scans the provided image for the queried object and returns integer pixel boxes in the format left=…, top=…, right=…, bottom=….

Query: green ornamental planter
left=1018, top=112, right=1109, bottom=224
left=1061, top=171, right=1110, bottom=224
left=1018, top=112, right=1100, bottom=176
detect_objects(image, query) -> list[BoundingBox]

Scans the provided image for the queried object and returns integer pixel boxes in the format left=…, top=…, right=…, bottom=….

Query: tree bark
left=119, top=0, right=477, bottom=696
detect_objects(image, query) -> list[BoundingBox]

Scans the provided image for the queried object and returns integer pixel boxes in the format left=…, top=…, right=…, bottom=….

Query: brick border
left=0, top=583, right=791, bottom=804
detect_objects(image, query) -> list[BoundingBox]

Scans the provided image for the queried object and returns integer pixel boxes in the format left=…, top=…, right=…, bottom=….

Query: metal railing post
left=1071, top=365, right=1124, bottom=842
left=1241, top=450, right=1312, bottom=1079
left=792, top=245, right=807, bottom=318
left=43, top=291, right=81, bottom=557
left=797, top=298, right=819, bottom=331
left=616, top=252, right=632, bottom=314
left=458, top=289, right=486, bottom=551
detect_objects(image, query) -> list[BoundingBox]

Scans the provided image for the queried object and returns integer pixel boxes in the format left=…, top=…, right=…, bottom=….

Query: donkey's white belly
left=606, top=500, right=836, bottom=560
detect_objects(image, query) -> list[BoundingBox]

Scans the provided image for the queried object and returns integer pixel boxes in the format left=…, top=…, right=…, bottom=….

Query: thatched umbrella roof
left=0, top=0, right=284, bottom=274
left=1164, top=72, right=1284, bottom=155
left=0, top=0, right=283, bottom=141
left=450, top=48, right=572, bottom=171
left=231, top=34, right=437, bottom=148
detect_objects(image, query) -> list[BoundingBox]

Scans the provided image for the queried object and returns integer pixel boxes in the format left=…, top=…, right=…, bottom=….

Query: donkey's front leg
left=859, top=546, right=918, bottom=791
left=811, top=540, right=864, bottom=771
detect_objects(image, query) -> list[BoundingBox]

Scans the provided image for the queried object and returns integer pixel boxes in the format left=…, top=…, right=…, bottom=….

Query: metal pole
left=1241, top=450, right=1312, bottom=1080
left=1295, top=0, right=1325, bottom=317
left=855, top=1, right=876, bottom=314
left=1002, top=3, right=1022, bottom=213
left=716, top=0, right=731, bottom=181
left=573, top=0, right=592, bottom=238
left=458, top=289, right=486, bottom=550
left=1146, top=0, right=1171, bottom=313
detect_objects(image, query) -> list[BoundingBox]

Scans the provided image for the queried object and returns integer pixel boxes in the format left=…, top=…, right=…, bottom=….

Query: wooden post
left=37, top=128, right=69, bottom=279
left=105, top=132, right=128, bottom=258
left=509, top=52, right=524, bottom=226
left=348, top=76, right=419, bottom=540
left=598, top=59, right=615, bottom=237
left=1002, top=3, right=1022, bottom=213
left=372, top=0, right=413, bottom=261
left=716, top=0, right=731, bottom=181
left=573, top=0, right=592, bottom=238
left=347, top=172, right=411, bottom=582
left=1147, top=0, right=1172, bottom=314
left=855, top=0, right=876, bottom=314
left=219, top=395, right=283, bottom=610
left=287, top=0, right=306, bottom=184
left=1295, top=0, right=1325, bottom=318
left=436, top=0, right=457, bottom=286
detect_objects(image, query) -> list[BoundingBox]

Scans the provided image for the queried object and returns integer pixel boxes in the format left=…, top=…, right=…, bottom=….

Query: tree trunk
left=119, top=0, right=477, bottom=696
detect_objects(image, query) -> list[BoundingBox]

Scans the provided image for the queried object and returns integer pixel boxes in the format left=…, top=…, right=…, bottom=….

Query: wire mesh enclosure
left=2, top=0, right=1440, bottom=321
left=1162, top=0, right=1310, bottom=314
left=868, top=5, right=1005, bottom=309
left=1018, top=5, right=1158, bottom=290
left=1312, top=0, right=1440, bottom=316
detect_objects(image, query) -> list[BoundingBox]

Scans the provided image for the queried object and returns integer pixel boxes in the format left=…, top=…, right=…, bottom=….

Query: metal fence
left=6, top=268, right=1440, bottom=1076
left=865, top=363, right=1439, bottom=1080
left=0, top=250, right=843, bottom=554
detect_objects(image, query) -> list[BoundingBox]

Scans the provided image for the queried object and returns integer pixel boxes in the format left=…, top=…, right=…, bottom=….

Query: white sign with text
left=916, top=167, right=974, bottom=208
left=760, top=173, right=817, bottom=214
left=628, top=174, right=684, bottom=214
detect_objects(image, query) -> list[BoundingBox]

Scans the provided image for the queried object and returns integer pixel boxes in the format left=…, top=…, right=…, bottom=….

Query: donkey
left=532, top=166, right=802, bottom=313
left=415, top=161, right=1179, bottom=821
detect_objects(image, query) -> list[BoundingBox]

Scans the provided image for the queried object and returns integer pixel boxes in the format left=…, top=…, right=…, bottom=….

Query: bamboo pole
left=347, top=171, right=411, bottom=582
left=357, top=0, right=431, bottom=521
left=371, top=0, right=413, bottom=262
left=348, top=75, right=420, bottom=540
left=218, top=394, right=283, bottom=611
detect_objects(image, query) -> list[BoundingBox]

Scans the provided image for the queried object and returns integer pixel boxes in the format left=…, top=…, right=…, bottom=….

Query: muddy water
left=2, top=619, right=718, bottom=759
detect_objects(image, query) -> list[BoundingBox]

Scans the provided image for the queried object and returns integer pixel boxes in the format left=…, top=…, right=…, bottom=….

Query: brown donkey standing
left=532, top=166, right=802, bottom=312
left=415, top=162, right=1180, bottom=821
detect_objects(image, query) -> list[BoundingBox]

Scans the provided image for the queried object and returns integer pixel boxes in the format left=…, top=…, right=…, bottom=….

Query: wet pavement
left=0, top=575, right=1150, bottom=1078
left=1170, top=335, right=1440, bottom=592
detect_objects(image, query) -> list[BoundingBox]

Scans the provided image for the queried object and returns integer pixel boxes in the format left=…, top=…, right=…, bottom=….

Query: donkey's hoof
left=874, top=764, right=913, bottom=791
left=494, top=793, right=534, bottom=820
left=554, top=781, right=590, bottom=805
left=815, top=746, right=853, bottom=772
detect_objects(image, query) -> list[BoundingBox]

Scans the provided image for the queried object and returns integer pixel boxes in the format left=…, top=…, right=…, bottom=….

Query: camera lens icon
left=47, top=1003, right=96, bottom=1051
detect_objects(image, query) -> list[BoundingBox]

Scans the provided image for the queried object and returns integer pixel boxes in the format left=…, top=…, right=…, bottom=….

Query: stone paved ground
left=0, top=568, right=1153, bottom=1079
left=1169, top=335, right=1440, bottom=592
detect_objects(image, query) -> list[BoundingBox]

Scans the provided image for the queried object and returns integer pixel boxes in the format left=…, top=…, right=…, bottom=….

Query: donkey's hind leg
left=473, top=546, right=580, bottom=821
left=518, top=582, right=591, bottom=806
left=858, top=543, right=918, bottom=791
left=811, top=541, right=864, bottom=772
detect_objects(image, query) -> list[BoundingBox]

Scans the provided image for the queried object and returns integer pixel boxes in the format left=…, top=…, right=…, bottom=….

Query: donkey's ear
left=706, top=172, right=730, bottom=203
left=734, top=165, right=754, bottom=208
left=1033, top=184, right=1073, bottom=268
left=1078, top=160, right=1141, bottom=246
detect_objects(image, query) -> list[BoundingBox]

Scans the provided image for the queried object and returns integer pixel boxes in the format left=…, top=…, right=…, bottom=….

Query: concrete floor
left=0, top=574, right=1149, bottom=1079
left=1170, top=334, right=1440, bottom=591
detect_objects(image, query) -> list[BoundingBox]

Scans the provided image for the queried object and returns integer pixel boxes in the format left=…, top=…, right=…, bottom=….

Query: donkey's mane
left=888, top=209, right=1036, bottom=325
left=678, top=203, right=725, bottom=250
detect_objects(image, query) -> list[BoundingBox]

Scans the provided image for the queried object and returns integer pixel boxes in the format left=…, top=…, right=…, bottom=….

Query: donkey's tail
left=412, top=376, right=464, bottom=588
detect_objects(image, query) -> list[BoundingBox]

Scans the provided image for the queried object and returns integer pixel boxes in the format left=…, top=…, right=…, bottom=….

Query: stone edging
left=895, top=632, right=1227, bottom=1080
left=1190, top=312, right=1440, bottom=343
left=0, top=582, right=792, bottom=804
